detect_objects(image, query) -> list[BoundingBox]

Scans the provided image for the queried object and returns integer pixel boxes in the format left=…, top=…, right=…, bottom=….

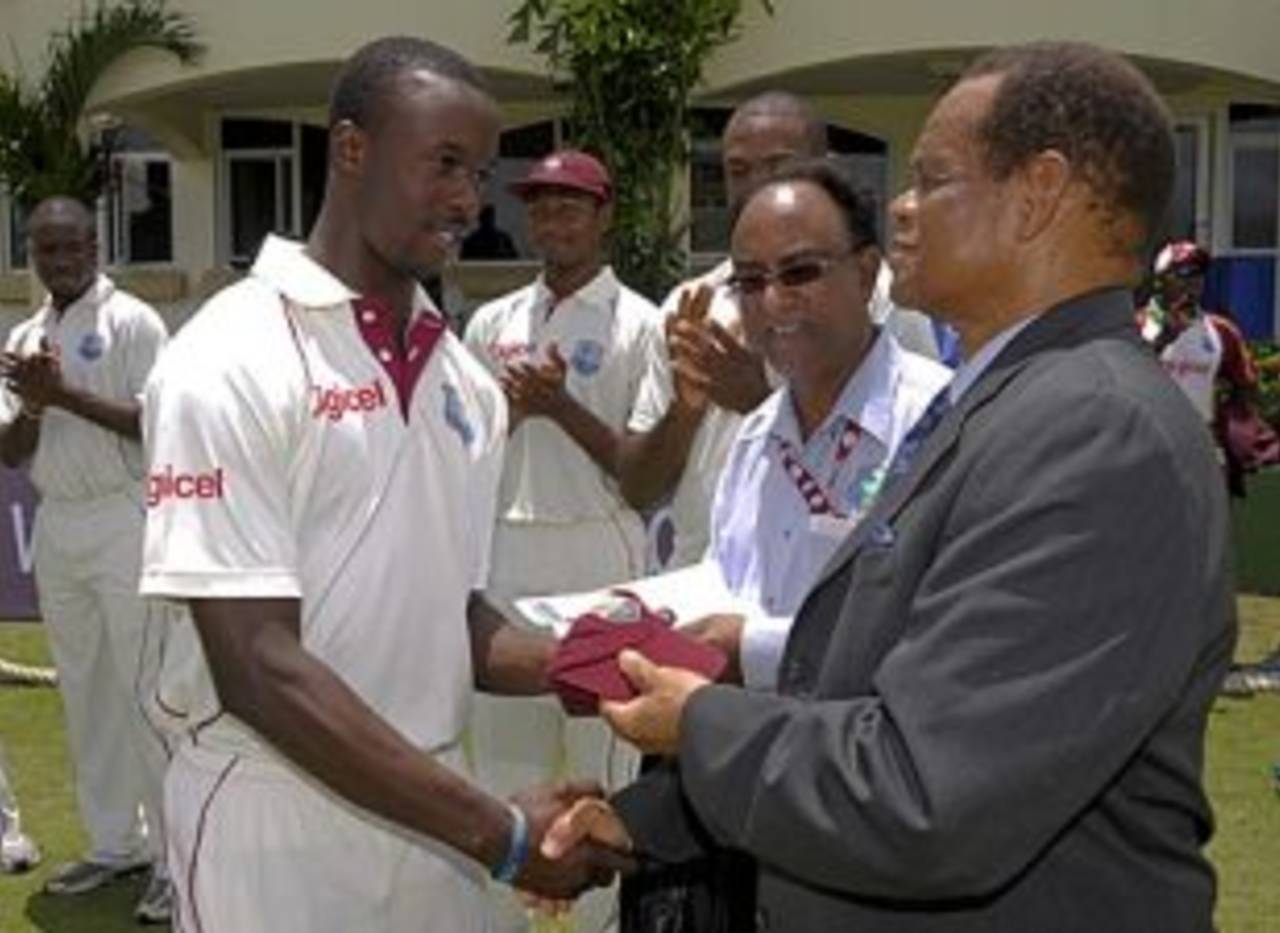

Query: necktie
left=886, top=387, right=952, bottom=481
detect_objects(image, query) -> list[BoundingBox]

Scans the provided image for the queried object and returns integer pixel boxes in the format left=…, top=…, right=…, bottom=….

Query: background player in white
left=139, top=38, right=624, bottom=933
left=695, top=161, right=951, bottom=687
left=464, top=149, right=664, bottom=931
left=0, top=196, right=171, bottom=923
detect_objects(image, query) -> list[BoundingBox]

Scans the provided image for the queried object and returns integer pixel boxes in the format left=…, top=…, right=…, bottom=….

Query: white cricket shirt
left=140, top=236, right=506, bottom=758
left=464, top=265, right=663, bottom=524
left=0, top=275, right=166, bottom=501
left=1159, top=316, right=1222, bottom=422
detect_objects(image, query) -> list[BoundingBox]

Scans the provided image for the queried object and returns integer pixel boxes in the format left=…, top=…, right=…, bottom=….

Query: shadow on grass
left=22, top=874, right=151, bottom=933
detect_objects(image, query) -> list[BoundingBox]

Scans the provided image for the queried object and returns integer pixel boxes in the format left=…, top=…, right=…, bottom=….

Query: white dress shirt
left=710, top=331, right=951, bottom=689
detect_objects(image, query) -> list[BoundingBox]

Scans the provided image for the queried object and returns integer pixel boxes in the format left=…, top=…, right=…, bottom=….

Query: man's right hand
left=666, top=286, right=715, bottom=415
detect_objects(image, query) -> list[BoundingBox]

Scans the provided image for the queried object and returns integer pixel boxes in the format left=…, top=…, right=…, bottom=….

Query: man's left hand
left=677, top=613, right=745, bottom=684
left=501, top=344, right=570, bottom=420
left=601, top=650, right=710, bottom=756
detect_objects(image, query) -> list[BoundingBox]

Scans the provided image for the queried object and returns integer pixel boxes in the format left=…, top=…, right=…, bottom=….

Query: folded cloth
left=548, top=594, right=727, bottom=716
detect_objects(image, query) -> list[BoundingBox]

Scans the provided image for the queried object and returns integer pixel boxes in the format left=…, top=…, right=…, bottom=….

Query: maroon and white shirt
left=1159, top=316, right=1222, bottom=422
left=140, top=235, right=506, bottom=758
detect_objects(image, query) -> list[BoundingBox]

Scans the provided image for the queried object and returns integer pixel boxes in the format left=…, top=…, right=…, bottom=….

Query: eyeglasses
left=726, top=244, right=868, bottom=299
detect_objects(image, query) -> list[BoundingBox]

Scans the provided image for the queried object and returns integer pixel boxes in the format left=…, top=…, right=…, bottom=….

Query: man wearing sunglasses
left=620, top=95, right=950, bottom=579
left=694, top=160, right=949, bottom=687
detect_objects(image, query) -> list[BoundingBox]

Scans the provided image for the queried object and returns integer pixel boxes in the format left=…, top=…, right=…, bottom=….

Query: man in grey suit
left=541, top=41, right=1236, bottom=932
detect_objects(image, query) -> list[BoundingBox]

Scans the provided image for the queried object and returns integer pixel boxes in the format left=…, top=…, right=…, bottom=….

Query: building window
left=689, top=108, right=733, bottom=255
left=1145, top=120, right=1211, bottom=251
left=219, top=118, right=327, bottom=268
left=105, top=127, right=174, bottom=265
left=1228, top=105, right=1280, bottom=252
left=5, top=196, right=29, bottom=271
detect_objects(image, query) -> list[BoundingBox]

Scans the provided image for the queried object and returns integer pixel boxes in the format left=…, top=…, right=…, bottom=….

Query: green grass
left=0, top=601, right=1277, bottom=933
left=1206, top=596, right=1280, bottom=933
left=0, top=629, right=145, bottom=933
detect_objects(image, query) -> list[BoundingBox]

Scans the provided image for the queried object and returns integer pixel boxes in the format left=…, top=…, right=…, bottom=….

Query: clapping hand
left=666, top=286, right=714, bottom=413
left=1, top=338, right=63, bottom=413
left=501, top=344, right=570, bottom=423
left=667, top=289, right=768, bottom=415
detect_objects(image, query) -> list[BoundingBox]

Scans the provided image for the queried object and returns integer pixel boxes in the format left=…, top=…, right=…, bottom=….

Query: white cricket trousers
left=471, top=512, right=645, bottom=933
left=166, top=740, right=492, bottom=933
left=33, top=491, right=168, bottom=865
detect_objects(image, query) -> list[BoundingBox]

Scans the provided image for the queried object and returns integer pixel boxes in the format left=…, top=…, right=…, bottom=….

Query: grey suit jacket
left=616, top=288, right=1236, bottom=932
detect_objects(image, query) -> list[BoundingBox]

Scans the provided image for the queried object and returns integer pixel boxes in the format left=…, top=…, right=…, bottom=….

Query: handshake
left=490, top=614, right=752, bottom=910
left=500, top=778, right=633, bottom=912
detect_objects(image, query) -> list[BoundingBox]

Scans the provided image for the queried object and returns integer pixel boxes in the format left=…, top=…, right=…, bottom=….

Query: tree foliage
left=0, top=0, right=202, bottom=208
left=509, top=0, right=772, bottom=299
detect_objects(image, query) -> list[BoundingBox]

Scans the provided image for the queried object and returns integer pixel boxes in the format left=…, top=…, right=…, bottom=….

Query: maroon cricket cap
left=510, top=149, right=612, bottom=203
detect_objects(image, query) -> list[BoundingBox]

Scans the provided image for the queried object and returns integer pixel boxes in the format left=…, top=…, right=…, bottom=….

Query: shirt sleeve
left=465, top=376, right=508, bottom=591
left=1209, top=315, right=1257, bottom=391
left=462, top=303, right=501, bottom=378
left=626, top=305, right=674, bottom=433
left=739, top=606, right=795, bottom=690
left=626, top=289, right=679, bottom=434
left=140, top=344, right=302, bottom=600
left=122, top=301, right=170, bottom=400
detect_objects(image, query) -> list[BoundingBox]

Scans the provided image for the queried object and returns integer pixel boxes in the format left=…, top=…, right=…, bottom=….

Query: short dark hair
left=730, top=91, right=828, bottom=155
left=736, top=158, right=879, bottom=250
left=29, top=196, right=96, bottom=239
left=328, top=36, right=486, bottom=129
left=963, top=42, right=1174, bottom=253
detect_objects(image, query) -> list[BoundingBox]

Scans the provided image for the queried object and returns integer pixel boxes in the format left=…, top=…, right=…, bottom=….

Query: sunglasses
left=727, top=244, right=869, bottom=299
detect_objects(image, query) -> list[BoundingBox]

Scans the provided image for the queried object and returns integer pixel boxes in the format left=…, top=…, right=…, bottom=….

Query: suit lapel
left=798, top=287, right=1140, bottom=602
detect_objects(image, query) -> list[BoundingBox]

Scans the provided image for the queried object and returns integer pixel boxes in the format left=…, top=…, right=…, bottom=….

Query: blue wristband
left=491, top=802, right=530, bottom=883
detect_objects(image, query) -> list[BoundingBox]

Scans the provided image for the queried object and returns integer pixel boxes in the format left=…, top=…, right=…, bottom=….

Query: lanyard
left=774, top=419, right=861, bottom=517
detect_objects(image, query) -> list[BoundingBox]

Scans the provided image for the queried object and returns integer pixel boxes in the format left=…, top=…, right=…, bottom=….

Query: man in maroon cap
left=463, top=148, right=665, bottom=931
left=1141, top=240, right=1269, bottom=495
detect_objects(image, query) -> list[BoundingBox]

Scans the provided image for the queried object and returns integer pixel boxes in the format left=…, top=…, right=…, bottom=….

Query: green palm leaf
left=0, top=0, right=202, bottom=207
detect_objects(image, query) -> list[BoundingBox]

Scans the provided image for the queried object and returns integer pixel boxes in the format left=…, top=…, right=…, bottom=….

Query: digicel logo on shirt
left=146, top=466, right=225, bottom=508
left=310, top=380, right=389, bottom=422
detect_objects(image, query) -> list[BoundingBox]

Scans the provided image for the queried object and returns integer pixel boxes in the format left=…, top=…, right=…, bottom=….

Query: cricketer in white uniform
left=0, top=196, right=171, bottom=920
left=465, top=150, right=664, bottom=932
left=137, top=38, right=623, bottom=933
